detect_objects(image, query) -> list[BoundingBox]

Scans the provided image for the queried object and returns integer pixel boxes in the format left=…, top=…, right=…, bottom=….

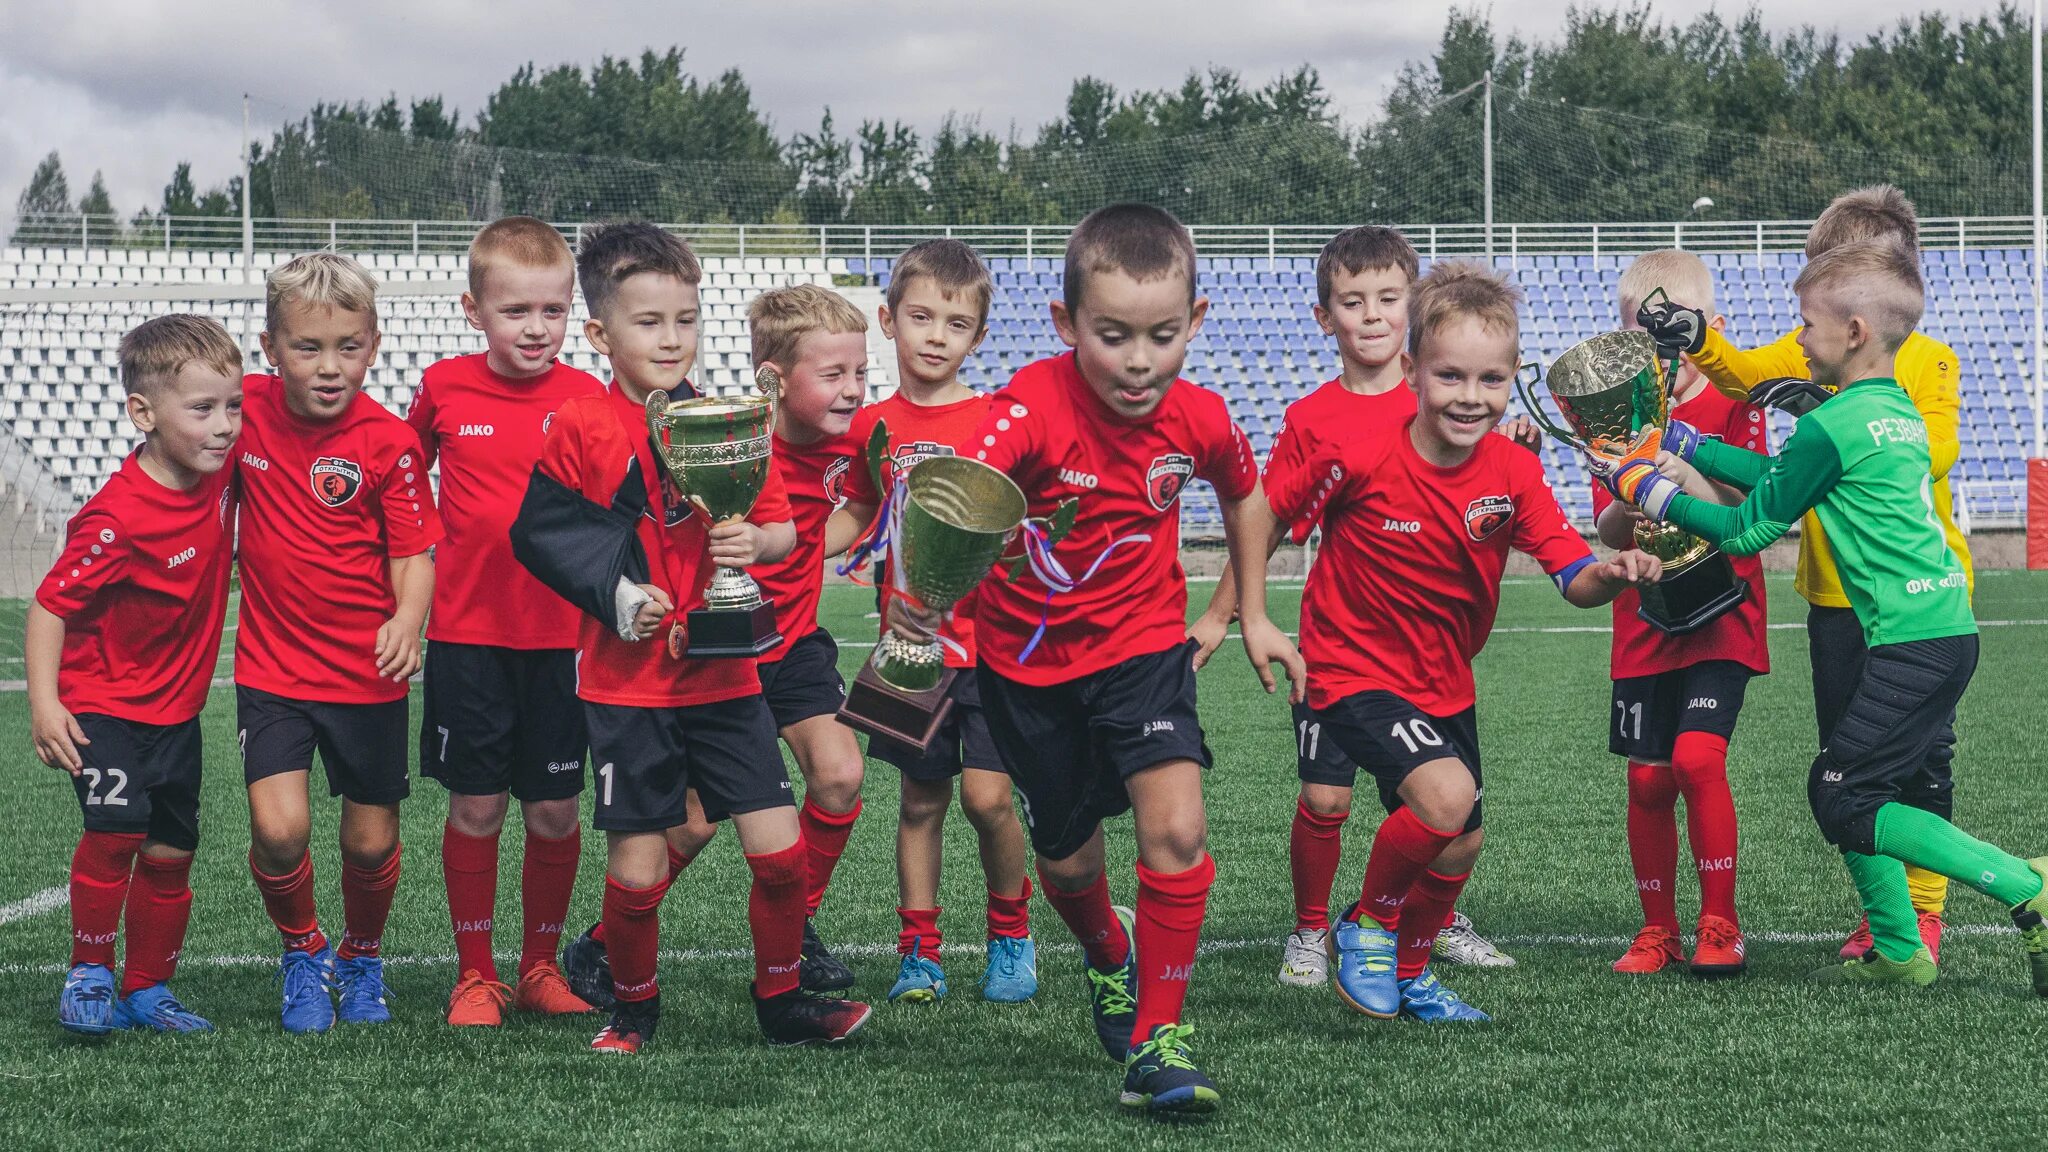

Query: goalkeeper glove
left=1662, top=418, right=1706, bottom=462
left=1584, top=439, right=1681, bottom=521
left=1746, top=376, right=1832, bottom=416
left=1635, top=297, right=1708, bottom=356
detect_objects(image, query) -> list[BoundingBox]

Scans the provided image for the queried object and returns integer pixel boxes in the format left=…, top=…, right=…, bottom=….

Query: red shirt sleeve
left=35, top=507, right=130, bottom=618
left=975, top=388, right=1040, bottom=477
left=1507, top=453, right=1595, bottom=591
left=537, top=404, right=585, bottom=491
left=379, top=430, right=443, bottom=557
left=1268, top=440, right=1349, bottom=527
left=842, top=407, right=882, bottom=506
left=1198, top=405, right=1258, bottom=502
left=404, top=372, right=440, bottom=471
left=748, top=459, right=793, bottom=527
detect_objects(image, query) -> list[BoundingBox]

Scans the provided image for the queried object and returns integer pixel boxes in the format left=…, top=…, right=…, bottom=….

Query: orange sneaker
left=447, top=969, right=511, bottom=1027
left=1612, top=925, right=1683, bottom=974
left=1840, top=917, right=1874, bottom=959
left=1689, top=915, right=1746, bottom=976
left=514, top=960, right=597, bottom=1016
left=1917, top=911, right=1945, bottom=964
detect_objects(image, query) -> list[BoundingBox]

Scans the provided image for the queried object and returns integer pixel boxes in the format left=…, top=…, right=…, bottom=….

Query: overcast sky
left=0, top=0, right=2017, bottom=217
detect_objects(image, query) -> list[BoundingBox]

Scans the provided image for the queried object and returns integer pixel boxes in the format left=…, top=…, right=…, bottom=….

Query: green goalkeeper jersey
left=1663, top=376, right=1975, bottom=648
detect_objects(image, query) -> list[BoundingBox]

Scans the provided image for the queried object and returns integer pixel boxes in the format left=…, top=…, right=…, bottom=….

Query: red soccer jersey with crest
left=1265, top=379, right=1417, bottom=543
left=844, top=390, right=993, bottom=668
left=36, top=451, right=236, bottom=725
left=536, top=381, right=793, bottom=707
left=406, top=354, right=604, bottom=649
left=233, top=374, right=443, bottom=704
left=1270, top=421, right=1595, bottom=714
left=753, top=430, right=858, bottom=663
left=971, top=352, right=1257, bottom=686
left=1592, top=384, right=1772, bottom=679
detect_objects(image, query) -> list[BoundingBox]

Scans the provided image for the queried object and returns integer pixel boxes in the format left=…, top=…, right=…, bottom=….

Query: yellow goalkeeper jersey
left=1692, top=326, right=1973, bottom=608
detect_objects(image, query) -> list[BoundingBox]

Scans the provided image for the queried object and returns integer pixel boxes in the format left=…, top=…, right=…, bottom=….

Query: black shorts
left=976, top=641, right=1211, bottom=860
left=1811, top=604, right=1954, bottom=819
left=1809, top=634, right=1977, bottom=855
left=755, top=629, right=847, bottom=730
left=238, top=686, right=410, bottom=805
left=1311, top=690, right=1483, bottom=834
left=1294, top=699, right=1361, bottom=787
left=1608, top=660, right=1752, bottom=761
left=584, top=694, right=794, bottom=833
left=420, top=642, right=586, bottom=802
left=72, top=714, right=203, bottom=852
left=869, top=670, right=1006, bottom=783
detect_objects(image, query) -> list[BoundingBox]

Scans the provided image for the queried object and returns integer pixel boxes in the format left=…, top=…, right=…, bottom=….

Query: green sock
left=1841, top=851, right=1921, bottom=962
left=1873, top=803, right=2044, bottom=908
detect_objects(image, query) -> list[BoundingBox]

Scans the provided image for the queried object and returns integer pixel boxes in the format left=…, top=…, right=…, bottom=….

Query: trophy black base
left=838, top=664, right=958, bottom=752
left=1637, top=550, right=1749, bottom=635
left=685, top=600, right=783, bottom=658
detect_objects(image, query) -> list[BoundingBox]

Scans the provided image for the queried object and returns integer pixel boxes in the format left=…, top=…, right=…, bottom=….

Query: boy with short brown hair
left=409, top=215, right=605, bottom=1027
left=32, top=314, right=243, bottom=1035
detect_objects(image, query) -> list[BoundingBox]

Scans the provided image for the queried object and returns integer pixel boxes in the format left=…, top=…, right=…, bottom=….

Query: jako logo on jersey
left=823, top=456, right=851, bottom=505
left=166, top=546, right=197, bottom=569
left=241, top=452, right=270, bottom=471
left=1463, top=494, right=1513, bottom=541
left=1143, top=720, right=1176, bottom=735
left=310, top=457, right=363, bottom=507
left=458, top=423, right=494, bottom=436
left=1058, top=467, right=1099, bottom=489
left=1381, top=519, right=1422, bottom=534
left=1146, top=452, right=1196, bottom=511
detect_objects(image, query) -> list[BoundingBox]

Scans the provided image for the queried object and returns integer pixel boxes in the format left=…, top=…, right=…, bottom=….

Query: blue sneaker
left=888, top=938, right=947, bottom=1004
left=335, top=954, right=393, bottom=1024
left=1086, top=906, right=1138, bottom=1061
left=114, top=983, right=215, bottom=1033
left=1330, top=902, right=1401, bottom=1018
left=1120, top=1023, right=1221, bottom=1116
left=279, top=946, right=336, bottom=1034
left=59, top=963, right=118, bottom=1035
left=1398, top=968, right=1490, bottom=1022
left=980, top=934, right=1038, bottom=1003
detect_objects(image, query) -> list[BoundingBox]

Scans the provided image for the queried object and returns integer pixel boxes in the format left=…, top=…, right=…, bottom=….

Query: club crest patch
left=823, top=456, right=851, bottom=505
left=1464, top=494, right=1513, bottom=541
left=310, top=457, right=363, bottom=507
left=1146, top=453, right=1196, bottom=511
left=892, top=440, right=954, bottom=471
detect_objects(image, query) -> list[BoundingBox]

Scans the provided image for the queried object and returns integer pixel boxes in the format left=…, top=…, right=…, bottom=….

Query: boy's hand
left=1187, top=609, right=1235, bottom=671
left=630, top=583, right=673, bottom=641
left=1497, top=416, right=1543, bottom=452
left=30, top=701, right=89, bottom=775
left=374, top=615, right=424, bottom=681
left=1596, top=549, right=1664, bottom=587
left=1635, top=297, right=1707, bottom=355
left=886, top=596, right=942, bottom=644
left=1241, top=616, right=1306, bottom=704
left=708, top=520, right=768, bottom=568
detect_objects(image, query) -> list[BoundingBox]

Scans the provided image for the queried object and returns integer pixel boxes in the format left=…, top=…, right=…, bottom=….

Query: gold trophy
left=1516, top=329, right=1746, bottom=633
left=644, top=368, right=782, bottom=657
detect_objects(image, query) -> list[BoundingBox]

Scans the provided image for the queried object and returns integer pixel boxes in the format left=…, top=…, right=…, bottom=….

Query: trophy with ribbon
left=644, top=370, right=782, bottom=657
left=1515, top=326, right=1747, bottom=633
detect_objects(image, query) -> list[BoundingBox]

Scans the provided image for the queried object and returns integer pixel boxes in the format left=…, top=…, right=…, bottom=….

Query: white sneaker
left=1433, top=912, right=1516, bottom=968
left=1278, top=928, right=1330, bottom=986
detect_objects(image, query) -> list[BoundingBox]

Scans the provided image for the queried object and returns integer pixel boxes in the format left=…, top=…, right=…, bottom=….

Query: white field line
left=0, top=921, right=2019, bottom=978
left=0, top=887, right=67, bottom=927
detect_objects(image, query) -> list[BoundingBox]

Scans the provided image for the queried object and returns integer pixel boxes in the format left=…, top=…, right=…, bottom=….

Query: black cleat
left=753, top=983, right=872, bottom=1046
left=590, top=992, right=659, bottom=1055
left=1087, top=905, right=1139, bottom=1062
left=562, top=922, right=617, bottom=1011
left=800, top=918, right=856, bottom=992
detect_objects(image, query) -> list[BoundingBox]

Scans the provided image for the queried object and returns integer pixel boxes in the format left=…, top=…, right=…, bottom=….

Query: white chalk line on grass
left=0, top=887, right=67, bottom=928
left=0, top=922, right=2018, bottom=978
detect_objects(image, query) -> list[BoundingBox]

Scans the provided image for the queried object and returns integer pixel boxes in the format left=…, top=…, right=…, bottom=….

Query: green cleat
left=2010, top=857, right=2048, bottom=997
left=1807, top=946, right=1938, bottom=988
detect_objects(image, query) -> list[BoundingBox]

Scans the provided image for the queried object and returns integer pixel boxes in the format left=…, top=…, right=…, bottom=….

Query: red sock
left=121, top=853, right=193, bottom=994
left=441, top=824, right=499, bottom=981
left=1290, top=800, right=1348, bottom=932
left=1037, top=865, right=1129, bottom=970
left=986, top=877, right=1032, bottom=940
left=1357, top=807, right=1459, bottom=928
left=747, top=841, right=809, bottom=998
left=338, top=844, right=402, bottom=960
left=1625, top=761, right=1681, bottom=931
left=601, top=875, right=664, bottom=1003
left=252, top=851, right=326, bottom=954
left=797, top=797, right=860, bottom=918
left=898, top=906, right=942, bottom=961
left=593, top=845, right=690, bottom=949
left=69, top=831, right=142, bottom=969
left=1130, top=855, right=1215, bottom=1044
left=520, top=827, right=581, bottom=977
left=1395, top=869, right=1469, bottom=979
left=1672, top=732, right=1740, bottom=924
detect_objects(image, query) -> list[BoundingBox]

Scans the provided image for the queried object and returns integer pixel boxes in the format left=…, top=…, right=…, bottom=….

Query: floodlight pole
left=2033, top=0, right=2044, bottom=458
left=242, top=95, right=254, bottom=285
left=1482, top=70, right=1495, bottom=261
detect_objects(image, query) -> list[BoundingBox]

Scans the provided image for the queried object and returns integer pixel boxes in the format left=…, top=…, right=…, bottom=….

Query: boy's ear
left=257, top=329, right=279, bottom=368
left=1312, top=303, right=1333, bottom=335
left=1709, top=313, right=1727, bottom=334
left=584, top=317, right=612, bottom=358
left=1400, top=351, right=1416, bottom=388
left=876, top=303, right=895, bottom=340
left=1049, top=299, right=1078, bottom=349
left=126, top=391, right=157, bottom=434
left=460, top=292, right=483, bottom=331
left=1188, top=294, right=1210, bottom=335
left=966, top=322, right=989, bottom=356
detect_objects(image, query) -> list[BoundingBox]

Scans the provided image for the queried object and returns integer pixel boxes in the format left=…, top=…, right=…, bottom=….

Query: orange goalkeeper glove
left=1584, top=431, right=1681, bottom=520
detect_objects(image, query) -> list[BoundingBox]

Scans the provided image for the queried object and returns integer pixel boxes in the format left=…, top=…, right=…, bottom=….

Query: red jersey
left=1592, top=385, right=1772, bottom=678
left=1265, top=379, right=1417, bottom=543
left=972, top=353, right=1257, bottom=686
left=233, top=374, right=444, bottom=704
left=36, top=451, right=236, bottom=725
left=1270, top=422, right=1595, bottom=714
left=406, top=354, right=604, bottom=649
left=535, top=382, right=793, bottom=707
left=752, top=430, right=858, bottom=662
left=844, top=390, right=993, bottom=667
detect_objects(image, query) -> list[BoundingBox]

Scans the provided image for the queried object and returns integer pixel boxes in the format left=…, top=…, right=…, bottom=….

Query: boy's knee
left=899, top=782, right=950, bottom=826
left=520, top=796, right=580, bottom=840
left=959, top=785, right=1015, bottom=831
left=1299, top=783, right=1352, bottom=818
left=446, top=792, right=509, bottom=838
left=804, top=758, right=864, bottom=812
left=1808, top=757, right=1880, bottom=854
